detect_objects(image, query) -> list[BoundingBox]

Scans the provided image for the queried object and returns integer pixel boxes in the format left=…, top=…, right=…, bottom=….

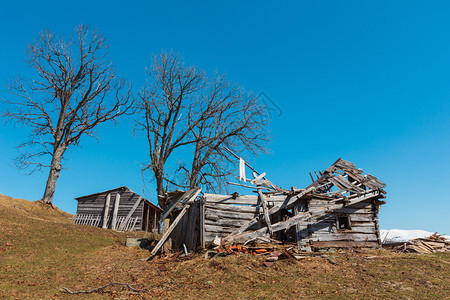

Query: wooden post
left=161, top=219, right=172, bottom=254
left=102, top=193, right=111, bottom=229
left=258, top=188, right=273, bottom=236
left=145, top=206, right=150, bottom=232
left=111, top=193, right=121, bottom=231
left=153, top=209, right=157, bottom=233
left=200, top=197, right=205, bottom=248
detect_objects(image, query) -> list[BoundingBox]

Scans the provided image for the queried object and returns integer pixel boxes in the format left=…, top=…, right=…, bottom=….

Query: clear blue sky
left=0, top=1, right=449, bottom=233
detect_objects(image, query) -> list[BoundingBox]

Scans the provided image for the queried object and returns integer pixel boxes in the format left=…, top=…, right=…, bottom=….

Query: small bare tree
left=2, top=25, right=133, bottom=205
left=137, top=52, right=268, bottom=207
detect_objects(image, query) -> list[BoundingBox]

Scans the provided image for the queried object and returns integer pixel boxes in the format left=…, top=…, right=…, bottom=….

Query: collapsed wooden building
left=152, top=158, right=386, bottom=254
left=72, top=186, right=162, bottom=233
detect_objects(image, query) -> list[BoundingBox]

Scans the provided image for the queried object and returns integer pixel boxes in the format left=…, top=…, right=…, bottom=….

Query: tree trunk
left=154, top=166, right=166, bottom=208
left=41, top=147, right=65, bottom=204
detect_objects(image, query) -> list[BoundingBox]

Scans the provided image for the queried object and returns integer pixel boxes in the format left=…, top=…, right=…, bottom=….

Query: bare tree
left=183, top=73, right=268, bottom=192
left=137, top=52, right=268, bottom=207
left=2, top=25, right=133, bottom=205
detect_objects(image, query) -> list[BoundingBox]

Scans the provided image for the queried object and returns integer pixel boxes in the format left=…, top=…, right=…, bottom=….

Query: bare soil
left=0, top=194, right=449, bottom=299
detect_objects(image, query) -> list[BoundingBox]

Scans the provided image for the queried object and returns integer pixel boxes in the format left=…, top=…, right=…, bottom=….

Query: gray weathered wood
left=203, top=193, right=286, bottom=206
left=226, top=187, right=317, bottom=239
left=119, top=196, right=143, bottom=231
left=257, top=187, right=273, bottom=236
left=204, top=203, right=262, bottom=214
left=151, top=204, right=190, bottom=256
left=111, top=193, right=121, bottom=230
left=227, top=192, right=380, bottom=243
left=200, top=199, right=205, bottom=248
left=205, top=208, right=257, bottom=221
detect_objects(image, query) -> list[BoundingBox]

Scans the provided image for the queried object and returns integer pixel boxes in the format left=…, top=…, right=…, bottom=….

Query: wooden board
left=203, top=193, right=287, bottom=206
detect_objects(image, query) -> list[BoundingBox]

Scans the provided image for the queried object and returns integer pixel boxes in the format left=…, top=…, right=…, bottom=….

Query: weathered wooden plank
left=205, top=218, right=252, bottom=228
left=257, top=187, right=273, bottom=235
left=102, top=193, right=111, bottom=229
left=205, top=208, right=257, bottom=220
left=200, top=199, right=205, bottom=248
left=203, top=193, right=286, bottom=205
left=204, top=203, right=261, bottom=214
left=205, top=224, right=236, bottom=234
left=308, top=200, right=372, bottom=209
left=310, top=240, right=379, bottom=248
left=111, top=193, right=121, bottom=230
left=309, top=232, right=378, bottom=242
left=309, top=225, right=376, bottom=234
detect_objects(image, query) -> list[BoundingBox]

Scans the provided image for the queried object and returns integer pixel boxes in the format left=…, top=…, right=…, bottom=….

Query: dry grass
left=0, top=194, right=449, bottom=299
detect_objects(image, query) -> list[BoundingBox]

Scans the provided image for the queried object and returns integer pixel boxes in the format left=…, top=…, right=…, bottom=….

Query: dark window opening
left=337, top=215, right=351, bottom=231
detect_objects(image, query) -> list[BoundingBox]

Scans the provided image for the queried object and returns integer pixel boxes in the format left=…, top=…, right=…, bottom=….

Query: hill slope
left=0, top=194, right=449, bottom=299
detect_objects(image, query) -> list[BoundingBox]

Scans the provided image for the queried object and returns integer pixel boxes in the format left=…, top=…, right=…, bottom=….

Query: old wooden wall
left=171, top=201, right=201, bottom=250
left=76, top=188, right=145, bottom=230
left=202, top=194, right=287, bottom=244
left=201, top=193, right=381, bottom=249
left=304, top=197, right=380, bottom=249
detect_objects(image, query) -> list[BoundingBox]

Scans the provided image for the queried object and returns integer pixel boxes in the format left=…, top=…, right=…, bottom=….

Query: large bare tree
left=2, top=25, right=133, bottom=205
left=184, top=73, right=268, bottom=192
left=137, top=52, right=268, bottom=207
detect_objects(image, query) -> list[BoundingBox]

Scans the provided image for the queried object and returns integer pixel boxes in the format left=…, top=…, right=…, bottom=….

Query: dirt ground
left=1, top=194, right=449, bottom=299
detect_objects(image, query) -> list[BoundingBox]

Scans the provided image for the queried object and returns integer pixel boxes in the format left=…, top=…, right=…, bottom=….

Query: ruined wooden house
left=152, top=158, right=386, bottom=254
left=72, top=186, right=162, bottom=233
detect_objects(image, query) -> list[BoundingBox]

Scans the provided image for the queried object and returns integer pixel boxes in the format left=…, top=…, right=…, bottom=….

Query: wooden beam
left=111, top=193, right=121, bottom=231
left=200, top=198, right=205, bottom=248
left=153, top=209, right=157, bottom=233
left=151, top=204, right=190, bottom=256
left=102, top=193, right=111, bottom=229
left=119, top=196, right=142, bottom=231
left=257, top=187, right=273, bottom=236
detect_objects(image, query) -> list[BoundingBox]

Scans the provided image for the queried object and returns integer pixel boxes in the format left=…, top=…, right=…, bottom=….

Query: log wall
left=305, top=197, right=380, bottom=249
left=202, top=193, right=283, bottom=244
left=201, top=193, right=382, bottom=249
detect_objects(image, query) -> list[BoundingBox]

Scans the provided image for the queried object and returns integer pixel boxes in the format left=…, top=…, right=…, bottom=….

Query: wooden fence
left=70, top=214, right=140, bottom=232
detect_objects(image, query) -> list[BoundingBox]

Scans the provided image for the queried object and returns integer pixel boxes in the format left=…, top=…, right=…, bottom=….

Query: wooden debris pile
left=203, top=243, right=306, bottom=267
left=394, top=233, right=450, bottom=254
left=150, top=154, right=388, bottom=256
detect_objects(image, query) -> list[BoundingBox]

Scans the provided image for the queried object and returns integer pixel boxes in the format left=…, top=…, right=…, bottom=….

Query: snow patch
left=380, top=229, right=449, bottom=244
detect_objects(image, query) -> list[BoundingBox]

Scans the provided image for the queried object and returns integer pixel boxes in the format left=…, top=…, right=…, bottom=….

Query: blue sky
left=0, top=1, right=449, bottom=233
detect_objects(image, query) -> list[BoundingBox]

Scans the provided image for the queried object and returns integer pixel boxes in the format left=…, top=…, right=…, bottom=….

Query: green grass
left=0, top=194, right=449, bottom=299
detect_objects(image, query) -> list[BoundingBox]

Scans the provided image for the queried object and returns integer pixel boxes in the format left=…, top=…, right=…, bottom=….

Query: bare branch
left=1, top=24, right=134, bottom=204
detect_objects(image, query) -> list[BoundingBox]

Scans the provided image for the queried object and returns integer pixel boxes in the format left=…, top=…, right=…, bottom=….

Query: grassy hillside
left=0, top=194, right=449, bottom=299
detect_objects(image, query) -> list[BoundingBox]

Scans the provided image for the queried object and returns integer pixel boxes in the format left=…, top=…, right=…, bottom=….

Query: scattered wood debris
left=394, top=233, right=450, bottom=254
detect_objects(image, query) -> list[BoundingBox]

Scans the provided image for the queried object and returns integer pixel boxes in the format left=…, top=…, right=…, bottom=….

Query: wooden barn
left=151, top=158, right=387, bottom=254
left=72, top=186, right=162, bottom=233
